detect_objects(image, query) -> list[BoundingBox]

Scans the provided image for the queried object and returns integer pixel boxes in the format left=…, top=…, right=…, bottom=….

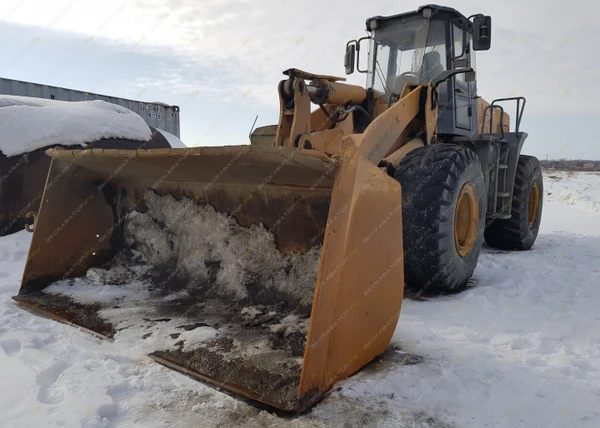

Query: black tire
left=394, top=144, right=486, bottom=293
left=484, top=155, right=543, bottom=250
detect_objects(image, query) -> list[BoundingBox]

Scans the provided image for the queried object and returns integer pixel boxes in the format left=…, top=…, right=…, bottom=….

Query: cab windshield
left=369, top=17, right=448, bottom=96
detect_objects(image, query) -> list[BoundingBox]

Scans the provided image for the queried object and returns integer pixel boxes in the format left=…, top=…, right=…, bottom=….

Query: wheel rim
left=528, top=180, right=540, bottom=228
left=454, top=183, right=479, bottom=257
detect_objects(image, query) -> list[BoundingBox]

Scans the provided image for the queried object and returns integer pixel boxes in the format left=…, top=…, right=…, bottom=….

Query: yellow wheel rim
left=528, top=181, right=540, bottom=228
left=454, top=183, right=479, bottom=257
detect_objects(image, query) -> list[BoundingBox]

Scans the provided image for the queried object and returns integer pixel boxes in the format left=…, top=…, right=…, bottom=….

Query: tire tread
left=395, top=144, right=485, bottom=293
left=484, top=155, right=543, bottom=250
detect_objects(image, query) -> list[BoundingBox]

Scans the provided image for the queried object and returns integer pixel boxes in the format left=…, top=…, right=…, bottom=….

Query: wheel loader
left=13, top=4, right=543, bottom=412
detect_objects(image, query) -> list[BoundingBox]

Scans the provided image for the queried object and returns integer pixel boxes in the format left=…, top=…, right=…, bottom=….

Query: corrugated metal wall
left=0, top=78, right=180, bottom=137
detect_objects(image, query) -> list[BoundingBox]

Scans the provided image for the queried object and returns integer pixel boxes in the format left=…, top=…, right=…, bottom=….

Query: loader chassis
left=15, top=4, right=542, bottom=412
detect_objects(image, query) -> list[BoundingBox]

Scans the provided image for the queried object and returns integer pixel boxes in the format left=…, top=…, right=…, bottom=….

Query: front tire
left=394, top=145, right=486, bottom=293
left=484, top=155, right=543, bottom=250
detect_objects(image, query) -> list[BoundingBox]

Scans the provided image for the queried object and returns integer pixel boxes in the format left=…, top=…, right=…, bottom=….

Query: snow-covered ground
left=1, top=170, right=599, bottom=428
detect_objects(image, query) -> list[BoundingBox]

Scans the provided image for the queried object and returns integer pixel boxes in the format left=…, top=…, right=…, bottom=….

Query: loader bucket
left=14, top=143, right=404, bottom=411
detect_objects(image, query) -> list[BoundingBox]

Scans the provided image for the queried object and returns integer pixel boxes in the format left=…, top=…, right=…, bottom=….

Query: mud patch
left=177, top=322, right=210, bottom=331
left=404, top=411, right=457, bottom=428
left=270, top=331, right=306, bottom=357
left=359, top=345, right=423, bottom=376
left=13, top=292, right=115, bottom=338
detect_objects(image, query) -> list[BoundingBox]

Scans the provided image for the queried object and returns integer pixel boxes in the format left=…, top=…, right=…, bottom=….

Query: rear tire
left=394, top=144, right=486, bottom=293
left=484, top=155, right=543, bottom=250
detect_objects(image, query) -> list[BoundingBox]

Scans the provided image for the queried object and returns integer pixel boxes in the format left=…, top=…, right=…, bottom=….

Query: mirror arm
left=356, top=36, right=371, bottom=74
left=432, top=67, right=474, bottom=89
left=450, top=29, right=467, bottom=60
left=467, top=14, right=483, bottom=27
left=451, top=18, right=468, bottom=60
left=431, top=68, right=474, bottom=106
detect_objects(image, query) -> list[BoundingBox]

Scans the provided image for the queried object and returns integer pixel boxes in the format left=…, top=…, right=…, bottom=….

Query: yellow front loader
left=14, top=4, right=543, bottom=411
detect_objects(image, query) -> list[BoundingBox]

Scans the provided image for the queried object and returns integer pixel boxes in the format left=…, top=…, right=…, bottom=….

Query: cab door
left=452, top=22, right=472, bottom=130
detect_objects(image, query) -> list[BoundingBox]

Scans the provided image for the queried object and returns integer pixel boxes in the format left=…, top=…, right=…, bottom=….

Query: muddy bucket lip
left=12, top=294, right=118, bottom=341
left=149, top=353, right=324, bottom=413
left=12, top=292, right=324, bottom=413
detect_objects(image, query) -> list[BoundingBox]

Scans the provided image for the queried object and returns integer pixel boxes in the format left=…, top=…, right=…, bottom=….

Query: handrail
left=491, top=97, right=527, bottom=133
left=480, top=104, right=506, bottom=141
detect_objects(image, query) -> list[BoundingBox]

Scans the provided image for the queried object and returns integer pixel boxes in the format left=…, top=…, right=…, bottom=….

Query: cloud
left=1, top=0, right=598, bottom=115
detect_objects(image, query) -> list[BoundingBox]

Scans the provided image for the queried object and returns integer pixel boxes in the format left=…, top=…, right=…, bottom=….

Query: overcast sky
left=1, top=0, right=598, bottom=159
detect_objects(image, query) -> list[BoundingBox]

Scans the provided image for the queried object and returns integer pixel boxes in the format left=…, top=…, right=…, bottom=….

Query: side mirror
left=345, top=41, right=356, bottom=75
left=472, top=15, right=492, bottom=51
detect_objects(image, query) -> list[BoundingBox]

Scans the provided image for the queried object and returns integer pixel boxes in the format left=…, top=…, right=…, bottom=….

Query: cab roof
left=366, top=4, right=468, bottom=31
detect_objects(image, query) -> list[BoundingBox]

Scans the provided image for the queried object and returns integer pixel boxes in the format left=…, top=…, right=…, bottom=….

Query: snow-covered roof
left=0, top=95, right=152, bottom=157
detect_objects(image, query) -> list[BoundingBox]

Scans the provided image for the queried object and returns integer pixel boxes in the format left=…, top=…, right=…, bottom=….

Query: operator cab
left=367, top=11, right=449, bottom=94
left=345, top=4, right=492, bottom=139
